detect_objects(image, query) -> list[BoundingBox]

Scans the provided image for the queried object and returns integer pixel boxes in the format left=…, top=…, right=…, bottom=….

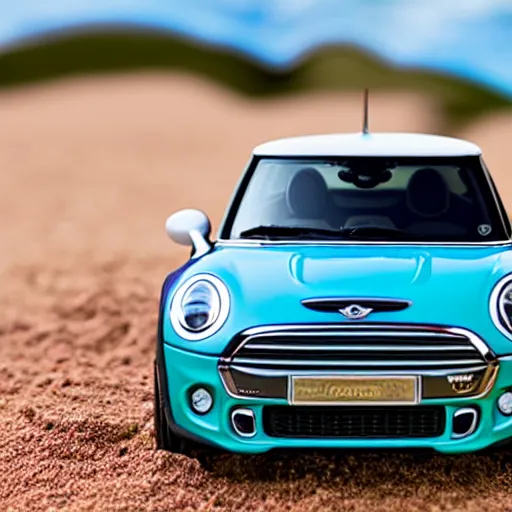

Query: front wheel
left=153, top=362, right=190, bottom=454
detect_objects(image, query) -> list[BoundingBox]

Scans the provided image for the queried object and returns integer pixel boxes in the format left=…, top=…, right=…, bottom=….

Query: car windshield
left=222, top=156, right=508, bottom=242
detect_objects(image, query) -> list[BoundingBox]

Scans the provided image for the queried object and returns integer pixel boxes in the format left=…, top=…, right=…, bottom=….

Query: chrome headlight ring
left=170, top=274, right=230, bottom=340
left=490, top=274, right=512, bottom=341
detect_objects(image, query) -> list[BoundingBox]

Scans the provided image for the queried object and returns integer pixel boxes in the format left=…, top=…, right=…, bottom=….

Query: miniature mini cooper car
left=154, top=127, right=512, bottom=455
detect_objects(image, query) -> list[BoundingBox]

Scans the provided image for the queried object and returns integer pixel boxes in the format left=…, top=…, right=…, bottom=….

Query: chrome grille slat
left=233, top=358, right=484, bottom=367
left=244, top=343, right=476, bottom=352
left=246, top=330, right=467, bottom=339
left=226, top=324, right=489, bottom=373
left=229, top=364, right=489, bottom=377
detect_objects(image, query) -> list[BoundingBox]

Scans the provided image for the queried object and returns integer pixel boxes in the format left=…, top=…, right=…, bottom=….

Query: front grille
left=227, top=325, right=488, bottom=372
left=263, top=405, right=445, bottom=438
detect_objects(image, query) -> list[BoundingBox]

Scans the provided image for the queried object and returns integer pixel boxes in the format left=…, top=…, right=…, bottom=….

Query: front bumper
left=162, top=343, right=512, bottom=454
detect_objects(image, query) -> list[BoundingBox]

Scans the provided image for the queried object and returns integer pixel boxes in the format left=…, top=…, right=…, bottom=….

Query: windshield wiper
left=239, top=225, right=346, bottom=240
left=339, top=226, right=423, bottom=240
left=239, top=225, right=423, bottom=241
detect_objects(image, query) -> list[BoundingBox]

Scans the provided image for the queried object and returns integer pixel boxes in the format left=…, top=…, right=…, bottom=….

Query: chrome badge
left=447, top=373, right=478, bottom=394
left=339, top=304, right=373, bottom=320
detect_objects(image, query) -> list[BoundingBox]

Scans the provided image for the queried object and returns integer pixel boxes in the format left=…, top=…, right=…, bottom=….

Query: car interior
left=245, top=162, right=489, bottom=239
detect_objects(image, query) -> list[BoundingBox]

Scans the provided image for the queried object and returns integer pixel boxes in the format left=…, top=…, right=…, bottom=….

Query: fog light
left=498, top=392, right=512, bottom=415
left=190, top=387, right=213, bottom=414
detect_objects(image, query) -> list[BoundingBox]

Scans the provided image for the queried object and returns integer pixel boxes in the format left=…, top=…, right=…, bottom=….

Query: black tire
left=153, top=362, right=190, bottom=454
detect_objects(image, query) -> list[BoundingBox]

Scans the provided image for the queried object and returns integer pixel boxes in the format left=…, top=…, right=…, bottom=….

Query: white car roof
left=253, top=133, right=482, bottom=157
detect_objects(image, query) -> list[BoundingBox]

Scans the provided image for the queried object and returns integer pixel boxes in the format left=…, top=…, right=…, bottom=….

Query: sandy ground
left=1, top=73, right=512, bottom=511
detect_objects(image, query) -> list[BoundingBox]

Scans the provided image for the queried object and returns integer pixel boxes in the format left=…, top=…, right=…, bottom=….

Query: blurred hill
left=0, top=31, right=510, bottom=129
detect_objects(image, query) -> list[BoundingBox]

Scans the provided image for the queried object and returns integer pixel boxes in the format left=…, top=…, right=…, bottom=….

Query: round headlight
left=170, top=274, right=230, bottom=340
left=490, top=275, right=512, bottom=340
left=180, top=280, right=220, bottom=331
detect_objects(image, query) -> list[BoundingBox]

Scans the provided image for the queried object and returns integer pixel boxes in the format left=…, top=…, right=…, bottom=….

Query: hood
left=164, top=243, right=512, bottom=355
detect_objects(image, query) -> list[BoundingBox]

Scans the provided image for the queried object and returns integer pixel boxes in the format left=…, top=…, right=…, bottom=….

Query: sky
left=1, top=0, right=511, bottom=97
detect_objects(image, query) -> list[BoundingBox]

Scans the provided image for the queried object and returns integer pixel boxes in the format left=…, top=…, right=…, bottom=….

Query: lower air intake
left=263, top=406, right=445, bottom=438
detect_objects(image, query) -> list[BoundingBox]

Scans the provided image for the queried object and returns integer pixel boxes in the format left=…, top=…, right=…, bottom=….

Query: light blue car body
left=160, top=243, right=512, bottom=453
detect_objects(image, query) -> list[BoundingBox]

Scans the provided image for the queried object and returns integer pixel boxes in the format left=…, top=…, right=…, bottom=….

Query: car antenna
left=362, top=88, right=370, bottom=135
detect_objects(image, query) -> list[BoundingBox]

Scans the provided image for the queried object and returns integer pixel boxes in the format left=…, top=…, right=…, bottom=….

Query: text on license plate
left=290, top=376, right=420, bottom=405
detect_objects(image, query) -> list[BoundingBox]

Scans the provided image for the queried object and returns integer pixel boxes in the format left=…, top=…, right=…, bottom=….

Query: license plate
left=290, top=376, right=420, bottom=405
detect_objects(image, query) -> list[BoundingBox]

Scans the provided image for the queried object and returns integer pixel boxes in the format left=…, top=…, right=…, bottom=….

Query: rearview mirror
left=165, top=209, right=212, bottom=258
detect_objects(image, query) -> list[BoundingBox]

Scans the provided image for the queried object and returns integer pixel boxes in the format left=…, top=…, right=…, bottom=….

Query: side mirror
left=165, top=209, right=212, bottom=258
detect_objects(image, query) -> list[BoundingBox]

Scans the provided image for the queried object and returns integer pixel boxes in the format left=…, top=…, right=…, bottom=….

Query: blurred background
left=1, top=0, right=511, bottom=277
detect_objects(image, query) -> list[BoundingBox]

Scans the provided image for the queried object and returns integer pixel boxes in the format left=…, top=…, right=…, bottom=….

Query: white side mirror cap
left=165, top=209, right=211, bottom=257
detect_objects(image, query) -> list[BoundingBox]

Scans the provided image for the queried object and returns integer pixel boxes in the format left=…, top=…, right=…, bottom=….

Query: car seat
left=406, top=167, right=466, bottom=236
left=285, top=167, right=332, bottom=229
